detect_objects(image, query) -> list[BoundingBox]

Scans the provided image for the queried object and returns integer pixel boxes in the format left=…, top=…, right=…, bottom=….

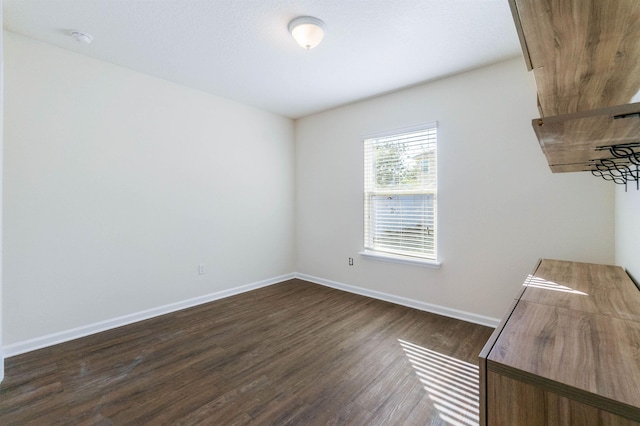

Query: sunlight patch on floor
left=399, top=339, right=479, bottom=426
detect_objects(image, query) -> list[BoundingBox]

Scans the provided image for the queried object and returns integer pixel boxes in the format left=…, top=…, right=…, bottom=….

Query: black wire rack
left=591, top=143, right=640, bottom=191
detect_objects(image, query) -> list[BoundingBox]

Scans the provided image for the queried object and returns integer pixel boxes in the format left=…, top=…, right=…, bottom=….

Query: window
left=364, top=123, right=437, bottom=262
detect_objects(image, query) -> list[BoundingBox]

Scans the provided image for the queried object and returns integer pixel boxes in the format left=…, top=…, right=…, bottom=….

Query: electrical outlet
left=198, top=264, right=206, bottom=275
left=348, top=257, right=354, bottom=266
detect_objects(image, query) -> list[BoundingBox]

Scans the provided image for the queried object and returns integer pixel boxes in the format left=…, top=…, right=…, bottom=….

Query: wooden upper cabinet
left=532, top=102, right=640, bottom=172
left=511, top=0, right=640, bottom=117
left=509, top=0, right=640, bottom=174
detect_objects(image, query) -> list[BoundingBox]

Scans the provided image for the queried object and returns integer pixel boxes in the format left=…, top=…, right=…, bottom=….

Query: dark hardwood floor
left=0, top=279, right=493, bottom=425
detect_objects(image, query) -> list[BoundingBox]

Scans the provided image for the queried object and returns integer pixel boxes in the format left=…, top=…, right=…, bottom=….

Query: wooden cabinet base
left=487, top=373, right=638, bottom=426
left=479, top=259, right=640, bottom=425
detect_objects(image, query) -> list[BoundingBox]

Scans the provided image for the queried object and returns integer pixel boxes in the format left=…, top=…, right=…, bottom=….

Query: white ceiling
left=3, top=0, right=522, bottom=119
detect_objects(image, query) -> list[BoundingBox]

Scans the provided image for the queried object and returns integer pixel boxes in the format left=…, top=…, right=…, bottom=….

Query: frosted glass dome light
left=71, top=31, right=93, bottom=45
left=288, top=16, right=326, bottom=50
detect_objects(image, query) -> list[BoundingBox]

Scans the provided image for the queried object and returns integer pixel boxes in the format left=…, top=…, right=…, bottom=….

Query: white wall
left=2, top=32, right=295, bottom=346
left=296, top=58, right=615, bottom=321
left=0, top=2, right=5, bottom=381
left=616, top=187, right=640, bottom=284
left=2, top=29, right=621, bottom=356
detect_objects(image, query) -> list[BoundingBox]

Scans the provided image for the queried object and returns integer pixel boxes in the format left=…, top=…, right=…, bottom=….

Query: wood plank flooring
left=0, top=279, right=493, bottom=425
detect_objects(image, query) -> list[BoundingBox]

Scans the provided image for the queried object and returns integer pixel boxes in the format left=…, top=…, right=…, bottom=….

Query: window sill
left=359, top=250, right=441, bottom=269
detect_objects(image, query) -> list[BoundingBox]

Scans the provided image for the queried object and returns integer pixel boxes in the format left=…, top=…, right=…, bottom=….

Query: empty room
left=1, top=0, right=639, bottom=424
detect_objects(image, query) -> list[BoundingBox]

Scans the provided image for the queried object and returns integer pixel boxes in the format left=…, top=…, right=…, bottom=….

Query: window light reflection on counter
left=524, top=275, right=588, bottom=295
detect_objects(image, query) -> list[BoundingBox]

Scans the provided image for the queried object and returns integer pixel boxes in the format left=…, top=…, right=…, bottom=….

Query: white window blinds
left=364, top=124, right=437, bottom=260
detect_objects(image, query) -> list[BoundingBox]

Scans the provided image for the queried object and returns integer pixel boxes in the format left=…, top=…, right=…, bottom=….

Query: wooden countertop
left=520, top=259, right=640, bottom=322
left=486, top=259, right=640, bottom=421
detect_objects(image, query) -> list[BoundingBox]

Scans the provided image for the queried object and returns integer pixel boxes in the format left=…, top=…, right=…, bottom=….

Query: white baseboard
left=295, top=273, right=500, bottom=328
left=4, top=272, right=498, bottom=358
left=3, top=273, right=295, bottom=358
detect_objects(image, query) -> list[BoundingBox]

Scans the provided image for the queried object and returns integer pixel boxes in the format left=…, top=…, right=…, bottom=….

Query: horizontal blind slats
left=364, top=124, right=437, bottom=260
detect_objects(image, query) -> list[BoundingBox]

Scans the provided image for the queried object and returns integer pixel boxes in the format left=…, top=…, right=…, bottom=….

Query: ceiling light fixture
left=288, top=16, right=326, bottom=50
left=71, top=31, right=93, bottom=45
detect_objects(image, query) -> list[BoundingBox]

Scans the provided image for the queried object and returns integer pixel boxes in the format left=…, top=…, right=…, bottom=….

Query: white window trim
left=362, top=121, right=438, bottom=141
left=359, top=250, right=441, bottom=268
left=363, top=121, right=439, bottom=264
